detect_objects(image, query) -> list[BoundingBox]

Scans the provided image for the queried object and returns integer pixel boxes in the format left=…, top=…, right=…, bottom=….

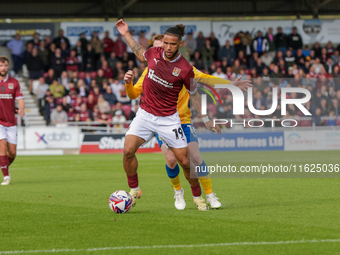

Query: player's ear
left=179, top=40, right=183, bottom=47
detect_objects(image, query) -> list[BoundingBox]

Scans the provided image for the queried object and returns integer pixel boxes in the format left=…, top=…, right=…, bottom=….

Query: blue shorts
left=156, top=124, right=198, bottom=148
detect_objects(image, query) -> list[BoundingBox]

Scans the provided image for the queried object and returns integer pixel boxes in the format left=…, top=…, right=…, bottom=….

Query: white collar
left=0, top=75, right=8, bottom=82
left=162, top=51, right=182, bottom=63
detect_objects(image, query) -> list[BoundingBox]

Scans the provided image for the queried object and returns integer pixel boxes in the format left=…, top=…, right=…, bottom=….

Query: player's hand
left=124, top=70, right=134, bottom=84
left=230, top=76, right=252, bottom=92
left=16, top=109, right=25, bottom=117
left=116, top=19, right=129, bottom=37
left=205, top=120, right=221, bottom=135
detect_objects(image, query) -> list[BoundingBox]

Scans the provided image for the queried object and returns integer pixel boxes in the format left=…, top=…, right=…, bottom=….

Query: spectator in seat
left=66, top=50, right=79, bottom=72
left=129, top=104, right=139, bottom=120
left=117, top=85, right=131, bottom=105
left=45, top=68, right=56, bottom=85
left=219, top=40, right=236, bottom=66
left=186, top=32, right=197, bottom=54
left=261, top=51, right=273, bottom=67
left=84, top=44, right=96, bottom=72
left=79, top=103, right=92, bottom=121
left=312, top=58, right=323, bottom=74
left=77, top=79, right=88, bottom=97
left=255, top=58, right=266, bottom=75
left=179, top=40, right=191, bottom=61
left=275, top=27, right=288, bottom=56
left=212, top=67, right=227, bottom=79
left=285, top=50, right=295, bottom=68
left=237, top=50, right=247, bottom=68
left=253, top=91, right=267, bottom=110
left=27, top=47, right=44, bottom=94
left=28, top=32, right=40, bottom=48
left=195, top=31, right=206, bottom=53
left=249, top=52, right=259, bottom=69
left=79, top=33, right=88, bottom=52
left=112, top=110, right=126, bottom=128
left=288, top=27, right=303, bottom=56
left=107, top=52, right=118, bottom=71
left=67, top=107, right=76, bottom=122
left=23, top=42, right=33, bottom=66
left=312, top=108, right=323, bottom=126
left=303, top=45, right=311, bottom=57
left=90, top=86, right=101, bottom=104
left=104, top=86, right=117, bottom=106
left=90, top=31, right=102, bottom=69
left=265, top=27, right=276, bottom=59
left=332, top=50, right=339, bottom=64
left=295, top=49, right=305, bottom=68
left=326, top=41, right=334, bottom=57
left=50, top=48, right=65, bottom=78
left=253, top=31, right=268, bottom=56
left=325, top=58, right=334, bottom=74
left=191, top=51, right=204, bottom=70
left=270, top=65, right=282, bottom=79
left=60, top=41, right=70, bottom=59
left=326, top=111, right=336, bottom=126
left=6, top=33, right=24, bottom=75
left=61, top=96, right=71, bottom=112
left=312, top=42, right=322, bottom=58
left=53, top=29, right=70, bottom=49
left=73, top=40, right=84, bottom=71
left=102, top=31, right=114, bottom=59
left=114, top=34, right=127, bottom=60
left=50, top=104, right=68, bottom=126
left=96, top=55, right=106, bottom=70
left=209, top=32, right=220, bottom=61
left=38, top=40, right=49, bottom=72
left=97, top=113, right=112, bottom=128
left=50, top=79, right=65, bottom=98
left=138, top=30, right=149, bottom=50
left=99, top=60, right=113, bottom=79
left=36, top=77, right=49, bottom=114
left=92, top=105, right=100, bottom=120
left=97, top=94, right=111, bottom=114
left=95, top=69, right=105, bottom=87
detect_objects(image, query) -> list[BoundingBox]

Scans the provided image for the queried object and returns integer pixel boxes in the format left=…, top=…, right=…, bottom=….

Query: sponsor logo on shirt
left=0, top=94, right=13, bottom=99
left=172, top=67, right=181, bottom=77
left=148, top=68, right=173, bottom=88
left=8, top=83, right=13, bottom=89
left=1, top=85, right=5, bottom=92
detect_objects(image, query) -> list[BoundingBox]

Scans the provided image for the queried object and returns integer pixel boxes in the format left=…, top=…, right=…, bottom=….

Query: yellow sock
left=169, top=174, right=182, bottom=191
left=199, top=174, right=213, bottom=195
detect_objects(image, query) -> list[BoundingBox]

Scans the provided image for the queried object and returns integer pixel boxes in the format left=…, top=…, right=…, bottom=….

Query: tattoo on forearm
left=125, top=35, right=146, bottom=62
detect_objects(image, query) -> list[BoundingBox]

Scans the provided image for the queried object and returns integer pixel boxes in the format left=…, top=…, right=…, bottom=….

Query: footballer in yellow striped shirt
left=125, top=34, right=251, bottom=210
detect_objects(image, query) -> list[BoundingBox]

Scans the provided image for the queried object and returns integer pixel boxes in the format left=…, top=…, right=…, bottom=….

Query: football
left=109, top=190, right=133, bottom=214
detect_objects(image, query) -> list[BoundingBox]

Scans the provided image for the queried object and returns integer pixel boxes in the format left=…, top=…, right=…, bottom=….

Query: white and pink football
left=109, top=190, right=133, bottom=214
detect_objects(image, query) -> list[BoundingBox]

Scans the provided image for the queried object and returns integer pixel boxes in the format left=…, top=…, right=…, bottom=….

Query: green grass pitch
left=1, top=151, right=340, bottom=255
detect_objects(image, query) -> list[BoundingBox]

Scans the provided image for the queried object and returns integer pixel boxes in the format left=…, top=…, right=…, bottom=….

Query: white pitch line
left=1, top=239, right=340, bottom=254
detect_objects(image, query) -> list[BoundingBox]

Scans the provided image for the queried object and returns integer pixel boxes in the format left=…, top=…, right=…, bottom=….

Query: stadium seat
left=90, top=71, right=98, bottom=79
left=299, top=120, right=312, bottom=127
left=336, top=119, right=340, bottom=126
left=78, top=71, right=86, bottom=79
left=121, top=104, right=132, bottom=118
left=124, top=123, right=130, bottom=128
left=207, top=103, right=217, bottom=115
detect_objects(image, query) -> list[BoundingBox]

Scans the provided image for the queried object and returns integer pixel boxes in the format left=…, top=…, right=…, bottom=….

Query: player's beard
left=165, top=49, right=179, bottom=61
left=0, top=71, right=7, bottom=77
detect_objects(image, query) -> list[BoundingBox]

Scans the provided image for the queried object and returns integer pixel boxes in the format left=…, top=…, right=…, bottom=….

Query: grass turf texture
left=0, top=151, right=340, bottom=255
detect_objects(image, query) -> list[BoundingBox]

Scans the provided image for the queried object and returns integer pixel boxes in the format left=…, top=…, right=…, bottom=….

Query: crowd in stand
left=6, top=26, right=340, bottom=128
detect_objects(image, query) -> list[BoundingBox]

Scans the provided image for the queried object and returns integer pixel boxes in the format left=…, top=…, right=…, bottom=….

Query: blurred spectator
left=186, top=32, right=197, bottom=54
left=45, top=69, right=56, bottom=85
left=233, top=32, right=243, bottom=55
left=191, top=51, right=204, bottom=70
left=108, top=52, right=118, bottom=71
left=67, top=107, right=76, bottom=122
left=90, top=31, right=102, bottom=69
left=23, top=42, right=33, bottom=66
left=325, top=58, right=334, bottom=74
left=27, top=48, right=44, bottom=94
left=104, top=86, right=117, bottom=106
left=38, top=40, right=49, bottom=72
left=79, top=103, right=92, bottom=121
left=261, top=52, right=273, bottom=67
left=50, top=48, right=65, bottom=78
left=50, top=80, right=65, bottom=98
left=66, top=50, right=79, bottom=72
left=60, top=41, right=70, bottom=59
left=129, top=104, right=138, bottom=120
left=51, top=105, right=68, bottom=126
left=114, top=34, right=127, bottom=59
left=112, top=110, right=126, bottom=128
left=332, top=50, right=339, bottom=64
left=138, top=31, right=149, bottom=49
left=79, top=33, right=88, bottom=52
left=53, top=29, right=70, bottom=49
left=90, top=86, right=102, bottom=104
left=209, top=32, right=220, bottom=61
left=249, top=52, right=259, bottom=69
left=312, top=58, right=323, bottom=74
left=84, top=44, right=96, bottom=72
left=28, top=32, right=40, bottom=48
left=99, top=60, right=113, bottom=79
left=117, top=86, right=131, bottom=105
left=201, top=39, right=215, bottom=70
left=36, top=77, right=49, bottom=114
left=73, top=40, right=84, bottom=71
left=219, top=40, right=236, bottom=66
left=97, top=95, right=111, bottom=113
left=77, top=79, right=88, bottom=97
left=275, top=27, right=288, bottom=55
left=179, top=41, right=191, bottom=61
left=303, top=45, right=311, bottom=57
left=102, top=31, right=114, bottom=59
left=265, top=27, right=276, bottom=58
left=295, top=49, right=305, bottom=67
left=196, top=31, right=206, bottom=53
left=255, top=58, right=266, bottom=75
left=212, top=67, right=228, bottom=79
left=285, top=50, right=295, bottom=68
left=97, top=55, right=106, bottom=69
left=95, top=69, right=105, bottom=87
left=288, top=27, right=303, bottom=56
left=97, top=113, right=112, bottom=127
left=327, top=111, right=336, bottom=126
left=312, top=108, right=323, bottom=126
left=61, top=96, right=71, bottom=112
left=326, top=41, right=334, bottom=57
left=253, top=31, right=268, bottom=56
left=237, top=51, right=247, bottom=68
left=312, top=42, right=322, bottom=58
left=6, top=34, right=24, bottom=74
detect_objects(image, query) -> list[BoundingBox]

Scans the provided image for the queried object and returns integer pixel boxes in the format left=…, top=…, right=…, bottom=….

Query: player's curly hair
left=165, top=24, right=185, bottom=40
left=152, top=34, right=164, bottom=43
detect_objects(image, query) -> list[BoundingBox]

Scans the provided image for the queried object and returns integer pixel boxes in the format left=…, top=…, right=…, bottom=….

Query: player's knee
left=191, top=153, right=202, bottom=166
left=166, top=157, right=177, bottom=169
left=178, top=156, right=190, bottom=170
left=123, top=144, right=136, bottom=159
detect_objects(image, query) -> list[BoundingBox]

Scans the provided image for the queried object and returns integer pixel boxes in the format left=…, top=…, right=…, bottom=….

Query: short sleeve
left=143, top=47, right=159, bottom=62
left=183, top=68, right=197, bottom=95
left=15, top=81, right=23, bottom=100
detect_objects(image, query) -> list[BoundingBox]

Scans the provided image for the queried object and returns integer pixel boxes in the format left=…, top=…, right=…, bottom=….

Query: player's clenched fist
left=124, top=70, right=134, bottom=84
left=116, top=19, right=129, bottom=36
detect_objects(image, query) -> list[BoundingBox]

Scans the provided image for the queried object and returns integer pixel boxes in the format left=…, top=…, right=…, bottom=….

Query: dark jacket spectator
left=50, top=48, right=65, bottom=78
left=53, top=29, right=70, bottom=49
left=219, top=40, right=236, bottom=66
left=288, top=27, right=303, bottom=51
left=275, top=27, right=288, bottom=52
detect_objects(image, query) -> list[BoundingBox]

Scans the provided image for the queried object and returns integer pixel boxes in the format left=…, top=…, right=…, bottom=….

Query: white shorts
left=0, top=125, right=17, bottom=145
left=126, top=108, right=187, bottom=149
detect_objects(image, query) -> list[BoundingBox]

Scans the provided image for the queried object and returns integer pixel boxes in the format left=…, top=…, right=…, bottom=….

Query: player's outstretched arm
left=16, top=98, right=25, bottom=117
left=190, top=91, right=221, bottom=135
left=116, top=19, right=146, bottom=62
left=125, top=69, right=146, bottom=99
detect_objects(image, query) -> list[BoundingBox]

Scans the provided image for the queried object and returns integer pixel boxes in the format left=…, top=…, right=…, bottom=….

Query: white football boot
left=174, top=188, right=186, bottom=210
left=206, top=193, right=221, bottom=209
left=193, top=197, right=209, bottom=211
left=1, top=177, right=10, bottom=185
